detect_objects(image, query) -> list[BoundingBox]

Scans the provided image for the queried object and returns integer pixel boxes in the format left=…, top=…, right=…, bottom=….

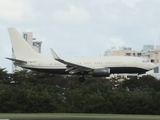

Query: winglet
left=50, top=48, right=60, bottom=60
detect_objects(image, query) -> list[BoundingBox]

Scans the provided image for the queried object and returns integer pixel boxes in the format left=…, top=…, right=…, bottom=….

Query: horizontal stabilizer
left=6, top=57, right=27, bottom=63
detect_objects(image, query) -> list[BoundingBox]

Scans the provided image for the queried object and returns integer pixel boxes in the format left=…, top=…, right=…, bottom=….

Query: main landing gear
left=79, top=76, right=85, bottom=82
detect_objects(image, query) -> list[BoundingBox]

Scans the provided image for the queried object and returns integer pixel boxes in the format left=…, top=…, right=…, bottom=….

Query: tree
left=122, top=75, right=160, bottom=92
left=0, top=68, right=10, bottom=84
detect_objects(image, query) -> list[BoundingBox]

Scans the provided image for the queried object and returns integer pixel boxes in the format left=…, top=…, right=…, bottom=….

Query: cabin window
left=142, top=59, right=149, bottom=63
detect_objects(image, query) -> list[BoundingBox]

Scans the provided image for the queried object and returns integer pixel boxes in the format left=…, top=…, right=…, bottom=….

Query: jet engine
left=92, top=67, right=110, bottom=77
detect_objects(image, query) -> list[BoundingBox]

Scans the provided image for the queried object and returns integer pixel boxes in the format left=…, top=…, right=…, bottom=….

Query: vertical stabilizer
left=8, top=28, right=42, bottom=59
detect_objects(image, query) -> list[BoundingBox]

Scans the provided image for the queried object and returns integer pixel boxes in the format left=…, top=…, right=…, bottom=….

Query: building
left=104, top=45, right=160, bottom=74
left=12, top=32, right=42, bottom=72
left=23, top=32, right=42, bottom=53
left=104, top=47, right=145, bottom=57
left=143, top=45, right=154, bottom=52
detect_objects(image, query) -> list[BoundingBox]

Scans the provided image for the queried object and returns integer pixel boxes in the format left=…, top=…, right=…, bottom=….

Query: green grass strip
left=0, top=113, right=160, bottom=119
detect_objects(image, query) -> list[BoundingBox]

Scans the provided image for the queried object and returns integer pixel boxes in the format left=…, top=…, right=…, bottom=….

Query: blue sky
left=1, top=0, right=160, bottom=72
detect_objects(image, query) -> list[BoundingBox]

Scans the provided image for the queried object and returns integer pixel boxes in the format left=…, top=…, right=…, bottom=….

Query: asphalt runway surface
left=4, top=118, right=160, bottom=120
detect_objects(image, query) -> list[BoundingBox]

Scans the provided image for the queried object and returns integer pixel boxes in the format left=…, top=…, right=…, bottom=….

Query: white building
left=23, top=32, right=42, bottom=53
left=12, top=32, right=42, bottom=72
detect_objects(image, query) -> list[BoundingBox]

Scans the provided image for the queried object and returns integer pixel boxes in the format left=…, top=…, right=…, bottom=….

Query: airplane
left=6, top=27, right=156, bottom=82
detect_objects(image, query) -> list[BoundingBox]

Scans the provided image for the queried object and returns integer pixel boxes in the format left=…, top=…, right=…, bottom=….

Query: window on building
left=126, top=53, right=131, bottom=56
left=133, top=53, right=135, bottom=56
left=137, top=53, right=141, bottom=57
left=23, top=34, right=28, bottom=41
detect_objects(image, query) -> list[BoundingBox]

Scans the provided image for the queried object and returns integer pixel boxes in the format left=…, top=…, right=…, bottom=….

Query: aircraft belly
left=21, top=65, right=67, bottom=74
left=26, top=67, right=67, bottom=74
left=110, top=67, right=148, bottom=74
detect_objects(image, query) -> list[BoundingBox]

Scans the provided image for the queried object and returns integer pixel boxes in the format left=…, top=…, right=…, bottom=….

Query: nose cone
left=150, top=63, right=157, bottom=69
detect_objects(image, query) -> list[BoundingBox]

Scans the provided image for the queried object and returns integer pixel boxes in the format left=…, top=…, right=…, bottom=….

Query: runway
left=5, top=118, right=160, bottom=120
left=1, top=114, right=160, bottom=120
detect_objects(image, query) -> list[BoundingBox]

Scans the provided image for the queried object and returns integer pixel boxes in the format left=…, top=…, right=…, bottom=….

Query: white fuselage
left=15, top=56, right=156, bottom=75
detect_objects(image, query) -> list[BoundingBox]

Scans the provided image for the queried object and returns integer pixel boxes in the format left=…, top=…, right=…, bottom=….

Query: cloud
left=1, top=0, right=160, bottom=72
left=0, top=0, right=24, bottom=21
left=120, top=0, right=142, bottom=7
left=108, top=37, right=125, bottom=47
left=52, top=4, right=90, bottom=24
left=0, top=0, right=35, bottom=22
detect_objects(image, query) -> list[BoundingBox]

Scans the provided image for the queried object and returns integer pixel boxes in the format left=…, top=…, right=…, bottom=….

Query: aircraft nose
left=150, top=63, right=157, bottom=69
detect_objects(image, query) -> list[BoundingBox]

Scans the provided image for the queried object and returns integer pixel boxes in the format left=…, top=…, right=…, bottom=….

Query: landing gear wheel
left=79, top=76, right=85, bottom=82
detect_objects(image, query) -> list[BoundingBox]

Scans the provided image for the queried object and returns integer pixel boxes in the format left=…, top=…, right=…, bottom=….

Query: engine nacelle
left=92, top=67, right=110, bottom=77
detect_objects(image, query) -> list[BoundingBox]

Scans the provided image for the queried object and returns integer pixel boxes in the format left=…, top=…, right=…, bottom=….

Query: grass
left=0, top=113, right=160, bottom=119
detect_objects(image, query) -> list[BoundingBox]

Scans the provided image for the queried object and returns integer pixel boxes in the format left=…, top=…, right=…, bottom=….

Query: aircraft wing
left=50, top=48, right=93, bottom=74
